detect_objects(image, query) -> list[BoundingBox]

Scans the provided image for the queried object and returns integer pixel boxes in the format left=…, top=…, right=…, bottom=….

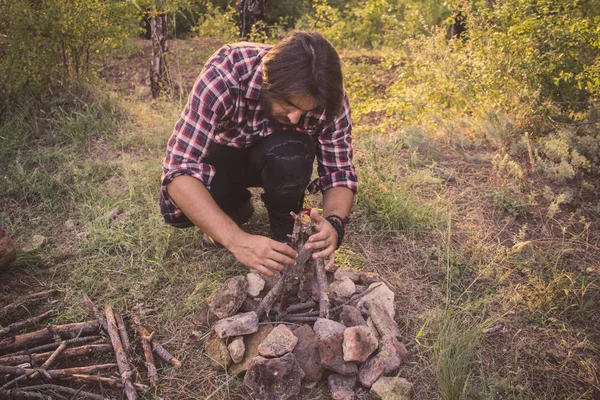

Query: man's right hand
left=228, top=232, right=298, bottom=277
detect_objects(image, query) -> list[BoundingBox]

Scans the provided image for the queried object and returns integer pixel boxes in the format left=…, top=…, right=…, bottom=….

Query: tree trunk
left=150, top=11, right=168, bottom=99
left=237, top=0, right=267, bottom=38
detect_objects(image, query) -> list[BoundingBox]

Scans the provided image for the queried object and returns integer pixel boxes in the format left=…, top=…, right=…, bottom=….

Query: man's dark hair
left=262, top=31, right=344, bottom=122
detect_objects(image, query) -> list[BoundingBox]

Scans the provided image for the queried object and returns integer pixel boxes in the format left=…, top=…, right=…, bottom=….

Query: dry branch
left=81, top=294, right=108, bottom=332
left=282, top=316, right=319, bottom=323
left=115, top=313, right=131, bottom=354
left=137, top=322, right=181, bottom=367
left=0, top=363, right=117, bottom=377
left=131, top=314, right=157, bottom=388
left=104, top=305, right=138, bottom=400
left=0, top=343, right=112, bottom=366
left=0, top=310, right=56, bottom=338
left=0, top=321, right=100, bottom=355
left=314, top=258, right=330, bottom=318
left=0, top=290, right=58, bottom=319
left=0, top=388, right=46, bottom=399
left=28, top=340, right=67, bottom=380
left=17, top=384, right=104, bottom=400
left=255, top=274, right=285, bottom=318
left=285, top=300, right=316, bottom=314
left=0, top=336, right=102, bottom=358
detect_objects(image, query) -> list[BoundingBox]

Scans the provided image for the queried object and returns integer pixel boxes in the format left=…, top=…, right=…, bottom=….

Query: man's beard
left=261, top=91, right=291, bottom=125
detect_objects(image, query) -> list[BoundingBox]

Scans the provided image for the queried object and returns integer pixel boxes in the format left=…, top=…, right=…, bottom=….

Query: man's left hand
left=305, top=208, right=337, bottom=270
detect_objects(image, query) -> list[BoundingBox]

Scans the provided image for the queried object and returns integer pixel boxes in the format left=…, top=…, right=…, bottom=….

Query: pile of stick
left=0, top=290, right=181, bottom=399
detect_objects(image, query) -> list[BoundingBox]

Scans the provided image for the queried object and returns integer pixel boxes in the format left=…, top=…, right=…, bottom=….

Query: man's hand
left=228, top=232, right=298, bottom=277
left=305, top=208, right=337, bottom=271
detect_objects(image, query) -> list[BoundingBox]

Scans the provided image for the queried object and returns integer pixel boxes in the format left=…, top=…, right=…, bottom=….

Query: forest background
left=1, top=0, right=600, bottom=399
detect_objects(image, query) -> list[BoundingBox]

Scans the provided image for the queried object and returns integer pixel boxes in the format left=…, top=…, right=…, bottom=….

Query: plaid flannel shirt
left=161, top=42, right=358, bottom=220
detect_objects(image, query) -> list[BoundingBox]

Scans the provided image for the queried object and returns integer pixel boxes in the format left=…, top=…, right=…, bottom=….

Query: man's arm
left=305, top=187, right=354, bottom=270
left=167, top=175, right=297, bottom=276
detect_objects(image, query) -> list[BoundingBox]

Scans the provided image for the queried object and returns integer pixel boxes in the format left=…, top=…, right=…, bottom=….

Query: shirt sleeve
left=308, top=93, right=358, bottom=194
left=161, top=64, right=233, bottom=220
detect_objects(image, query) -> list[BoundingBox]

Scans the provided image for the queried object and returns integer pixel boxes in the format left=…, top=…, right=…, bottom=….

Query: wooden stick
left=315, top=258, right=330, bottom=318
left=16, top=384, right=105, bottom=400
left=0, top=363, right=117, bottom=376
left=0, top=321, right=100, bottom=355
left=0, top=344, right=112, bottom=366
left=135, top=322, right=181, bottom=367
left=114, top=313, right=131, bottom=354
left=0, top=336, right=101, bottom=358
left=67, top=374, right=148, bottom=390
left=0, top=290, right=58, bottom=319
left=81, top=294, right=108, bottom=332
left=0, top=388, right=46, bottom=399
left=104, top=305, right=138, bottom=400
left=28, top=340, right=67, bottom=380
left=0, top=310, right=56, bottom=337
left=255, top=274, right=285, bottom=318
left=285, top=310, right=319, bottom=318
left=282, top=316, right=319, bottom=323
left=131, top=314, right=157, bottom=388
left=285, top=300, right=316, bottom=314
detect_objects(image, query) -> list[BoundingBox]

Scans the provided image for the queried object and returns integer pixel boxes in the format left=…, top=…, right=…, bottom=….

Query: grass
left=0, top=37, right=599, bottom=400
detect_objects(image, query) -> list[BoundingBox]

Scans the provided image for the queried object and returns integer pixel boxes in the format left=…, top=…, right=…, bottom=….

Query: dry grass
left=1, top=37, right=599, bottom=400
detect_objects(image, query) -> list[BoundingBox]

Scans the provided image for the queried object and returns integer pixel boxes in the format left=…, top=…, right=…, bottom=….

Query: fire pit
left=202, top=212, right=413, bottom=399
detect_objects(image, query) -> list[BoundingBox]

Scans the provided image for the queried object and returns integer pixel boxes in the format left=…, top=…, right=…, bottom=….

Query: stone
left=230, top=324, right=274, bottom=374
left=22, top=235, right=47, bottom=252
left=246, top=272, right=265, bottom=297
left=0, top=228, right=16, bottom=270
left=343, top=326, right=378, bottom=363
left=340, top=305, right=367, bottom=327
left=258, top=324, right=298, bottom=357
left=213, top=311, right=258, bottom=338
left=358, top=355, right=385, bottom=388
left=204, top=336, right=231, bottom=371
left=356, top=282, right=395, bottom=319
left=208, top=276, right=249, bottom=319
left=335, top=276, right=357, bottom=298
left=228, top=336, right=245, bottom=364
left=367, top=317, right=381, bottom=341
left=313, top=318, right=345, bottom=339
left=367, top=300, right=401, bottom=339
left=334, top=267, right=362, bottom=283
left=244, top=353, right=305, bottom=400
left=240, top=297, right=260, bottom=313
left=292, top=325, right=323, bottom=384
left=328, top=373, right=357, bottom=400
left=318, top=333, right=358, bottom=375
left=194, top=306, right=220, bottom=329
left=370, top=377, right=413, bottom=400
left=379, top=335, right=408, bottom=374
left=360, top=271, right=382, bottom=285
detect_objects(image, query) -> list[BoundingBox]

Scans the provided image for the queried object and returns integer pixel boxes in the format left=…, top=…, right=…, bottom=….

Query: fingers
left=305, top=238, right=328, bottom=250
left=269, top=249, right=297, bottom=267
left=312, top=244, right=335, bottom=260
left=308, top=229, right=329, bottom=243
left=251, top=264, right=276, bottom=277
left=310, top=208, right=324, bottom=223
left=271, top=240, right=298, bottom=260
left=324, top=253, right=335, bottom=271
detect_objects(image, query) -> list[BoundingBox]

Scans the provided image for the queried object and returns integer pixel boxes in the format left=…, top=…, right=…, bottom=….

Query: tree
left=237, top=0, right=266, bottom=38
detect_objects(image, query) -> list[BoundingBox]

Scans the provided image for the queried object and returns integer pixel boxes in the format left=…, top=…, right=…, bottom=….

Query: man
left=160, top=31, right=357, bottom=277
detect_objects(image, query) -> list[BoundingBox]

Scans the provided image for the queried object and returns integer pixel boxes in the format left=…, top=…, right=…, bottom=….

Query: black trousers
left=160, top=131, right=316, bottom=240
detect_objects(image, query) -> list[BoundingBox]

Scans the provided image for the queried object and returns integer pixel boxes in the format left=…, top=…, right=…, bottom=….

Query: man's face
left=265, top=94, right=319, bottom=125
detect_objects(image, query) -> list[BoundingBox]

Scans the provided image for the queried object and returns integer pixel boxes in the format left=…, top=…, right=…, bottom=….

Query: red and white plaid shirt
left=161, top=42, right=358, bottom=220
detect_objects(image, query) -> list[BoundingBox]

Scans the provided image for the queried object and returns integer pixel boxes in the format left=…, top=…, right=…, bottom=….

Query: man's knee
left=262, top=132, right=315, bottom=193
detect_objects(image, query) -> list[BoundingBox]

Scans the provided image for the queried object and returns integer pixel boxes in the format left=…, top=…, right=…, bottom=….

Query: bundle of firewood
left=0, top=290, right=180, bottom=399
left=201, top=211, right=413, bottom=400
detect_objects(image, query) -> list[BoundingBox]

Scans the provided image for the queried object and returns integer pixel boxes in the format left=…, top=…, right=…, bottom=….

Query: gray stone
left=370, top=377, right=413, bottom=400
left=244, top=353, right=305, bottom=400
left=313, top=318, right=345, bottom=339
left=357, top=282, right=395, bottom=319
left=194, top=306, right=220, bottom=329
left=213, top=311, right=258, bottom=338
left=367, top=300, right=401, bottom=339
left=205, top=336, right=231, bottom=371
left=246, top=272, right=265, bottom=297
left=318, top=333, right=358, bottom=375
left=23, top=235, right=47, bottom=252
left=258, top=324, right=298, bottom=357
left=358, top=355, right=385, bottom=388
left=367, top=317, right=381, bottom=341
left=227, top=336, right=245, bottom=364
left=340, top=305, right=367, bottom=327
left=208, top=276, right=249, bottom=319
left=292, top=325, right=323, bottom=384
left=230, top=324, right=274, bottom=374
left=328, top=373, right=357, bottom=400
left=379, top=335, right=408, bottom=374
left=343, top=326, right=378, bottom=363
left=335, top=276, right=357, bottom=298
left=334, top=267, right=362, bottom=283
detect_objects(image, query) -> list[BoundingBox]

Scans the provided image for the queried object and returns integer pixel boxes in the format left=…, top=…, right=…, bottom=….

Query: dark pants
left=160, top=131, right=315, bottom=240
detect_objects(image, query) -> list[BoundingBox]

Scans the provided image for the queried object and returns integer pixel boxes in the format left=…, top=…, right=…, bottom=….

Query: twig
left=28, top=340, right=67, bottom=380
left=0, top=321, right=100, bottom=355
left=0, top=290, right=58, bottom=319
left=104, top=305, right=138, bottom=400
left=0, top=388, right=46, bottom=399
left=0, top=336, right=101, bottom=358
left=315, top=258, right=330, bottom=318
left=282, top=316, right=319, bottom=323
left=255, top=274, right=285, bottom=318
left=115, top=313, right=131, bottom=354
left=16, top=384, right=104, bottom=400
left=131, top=314, right=158, bottom=388
left=285, top=310, right=319, bottom=318
left=133, top=319, right=181, bottom=367
left=285, top=300, right=316, bottom=314
left=81, top=294, right=108, bottom=332
left=0, top=310, right=56, bottom=337
left=0, top=344, right=111, bottom=366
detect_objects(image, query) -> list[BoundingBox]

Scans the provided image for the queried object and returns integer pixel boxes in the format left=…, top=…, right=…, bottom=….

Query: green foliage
left=0, top=0, right=138, bottom=96
left=193, top=4, right=238, bottom=41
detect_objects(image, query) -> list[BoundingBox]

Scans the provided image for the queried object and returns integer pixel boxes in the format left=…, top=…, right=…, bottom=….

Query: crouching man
left=160, top=31, right=357, bottom=276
